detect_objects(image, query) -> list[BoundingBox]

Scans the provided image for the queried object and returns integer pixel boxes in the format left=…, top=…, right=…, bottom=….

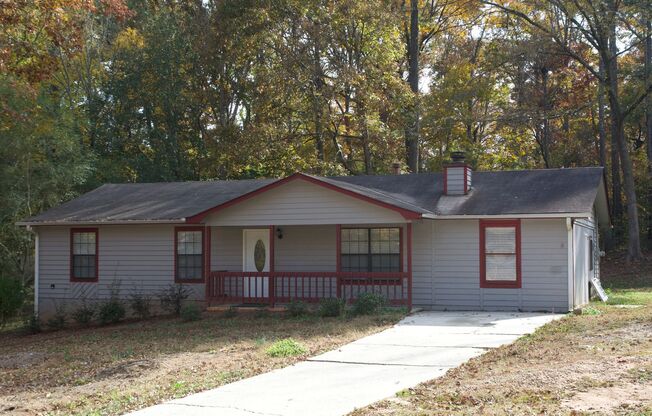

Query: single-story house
left=18, top=156, right=609, bottom=317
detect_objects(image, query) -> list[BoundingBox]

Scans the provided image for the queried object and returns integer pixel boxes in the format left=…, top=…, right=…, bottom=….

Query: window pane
left=486, top=254, right=516, bottom=281
left=341, top=241, right=350, bottom=254
left=177, top=254, right=203, bottom=280
left=73, top=232, right=96, bottom=255
left=342, top=254, right=368, bottom=272
left=73, top=255, right=96, bottom=279
left=485, top=227, right=515, bottom=253
left=370, top=254, right=400, bottom=272
left=178, top=231, right=203, bottom=254
left=390, top=240, right=400, bottom=254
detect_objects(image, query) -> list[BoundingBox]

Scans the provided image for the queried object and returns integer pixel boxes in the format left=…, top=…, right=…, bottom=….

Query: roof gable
left=187, top=173, right=424, bottom=223
left=201, top=176, right=413, bottom=225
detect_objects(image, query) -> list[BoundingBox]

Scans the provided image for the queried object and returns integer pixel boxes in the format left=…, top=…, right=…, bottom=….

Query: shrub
left=286, top=300, right=308, bottom=317
left=25, top=314, right=41, bottom=334
left=0, top=277, right=25, bottom=327
left=129, top=292, right=151, bottom=319
left=223, top=306, right=238, bottom=318
left=71, top=302, right=95, bottom=326
left=319, top=298, right=344, bottom=317
left=180, top=303, right=202, bottom=322
left=46, top=302, right=67, bottom=330
left=98, top=299, right=126, bottom=325
left=265, top=338, right=307, bottom=357
left=159, top=284, right=191, bottom=316
left=352, top=292, right=386, bottom=316
left=254, top=307, right=268, bottom=319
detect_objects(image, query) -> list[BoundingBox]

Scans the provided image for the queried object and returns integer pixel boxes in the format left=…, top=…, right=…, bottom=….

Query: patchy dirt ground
left=351, top=266, right=652, bottom=416
left=0, top=311, right=404, bottom=415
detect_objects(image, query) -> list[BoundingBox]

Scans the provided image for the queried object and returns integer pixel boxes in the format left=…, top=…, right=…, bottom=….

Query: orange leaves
left=0, top=0, right=131, bottom=84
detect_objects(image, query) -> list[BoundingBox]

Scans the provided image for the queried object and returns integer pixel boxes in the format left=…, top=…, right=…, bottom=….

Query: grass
left=352, top=287, right=652, bottom=416
left=0, top=309, right=405, bottom=415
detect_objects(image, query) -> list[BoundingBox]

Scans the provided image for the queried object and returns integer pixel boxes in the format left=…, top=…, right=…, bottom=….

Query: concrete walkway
left=127, top=311, right=562, bottom=416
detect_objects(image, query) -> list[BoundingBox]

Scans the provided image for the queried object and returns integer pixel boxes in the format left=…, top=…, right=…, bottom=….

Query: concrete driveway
left=127, top=311, right=562, bottom=416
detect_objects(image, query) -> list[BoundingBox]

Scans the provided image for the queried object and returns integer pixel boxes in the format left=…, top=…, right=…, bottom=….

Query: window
left=341, top=228, right=401, bottom=272
left=175, top=227, right=205, bottom=282
left=70, top=228, right=98, bottom=282
left=480, top=220, right=521, bottom=288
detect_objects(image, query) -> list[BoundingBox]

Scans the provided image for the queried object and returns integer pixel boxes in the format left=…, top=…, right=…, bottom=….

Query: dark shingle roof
left=19, top=167, right=605, bottom=225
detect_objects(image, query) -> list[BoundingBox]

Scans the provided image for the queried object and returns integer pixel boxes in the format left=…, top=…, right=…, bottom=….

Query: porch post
left=269, top=225, right=275, bottom=307
left=336, top=224, right=342, bottom=298
left=407, top=222, right=413, bottom=310
left=205, top=226, right=211, bottom=306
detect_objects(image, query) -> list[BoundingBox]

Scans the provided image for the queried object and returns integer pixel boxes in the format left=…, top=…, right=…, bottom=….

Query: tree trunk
left=606, top=22, right=642, bottom=260
left=598, top=58, right=607, bottom=167
left=646, top=19, right=652, bottom=169
left=646, top=19, right=652, bottom=241
left=541, top=67, right=551, bottom=168
left=361, top=111, right=372, bottom=175
left=608, top=23, right=623, bottom=220
left=405, top=0, right=420, bottom=172
left=312, top=23, right=325, bottom=165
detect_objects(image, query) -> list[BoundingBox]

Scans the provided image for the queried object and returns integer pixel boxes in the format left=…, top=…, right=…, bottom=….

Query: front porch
left=200, top=224, right=413, bottom=308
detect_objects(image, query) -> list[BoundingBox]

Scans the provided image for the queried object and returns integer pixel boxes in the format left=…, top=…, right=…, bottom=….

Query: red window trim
left=70, top=228, right=99, bottom=283
left=174, top=226, right=206, bottom=284
left=479, top=219, right=521, bottom=289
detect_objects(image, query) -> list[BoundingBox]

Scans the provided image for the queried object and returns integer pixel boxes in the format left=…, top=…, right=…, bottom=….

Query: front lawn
left=0, top=309, right=405, bottom=415
left=352, top=288, right=652, bottom=415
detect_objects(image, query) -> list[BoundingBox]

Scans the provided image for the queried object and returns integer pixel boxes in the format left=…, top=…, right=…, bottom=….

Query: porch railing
left=207, top=271, right=409, bottom=306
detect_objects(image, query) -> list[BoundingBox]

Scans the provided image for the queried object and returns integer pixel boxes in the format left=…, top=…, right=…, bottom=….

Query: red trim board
left=479, top=219, right=521, bottom=289
left=174, top=226, right=206, bottom=283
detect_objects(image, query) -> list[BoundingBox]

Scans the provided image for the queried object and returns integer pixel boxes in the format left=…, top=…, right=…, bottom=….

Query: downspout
left=566, top=218, right=574, bottom=311
left=29, top=226, right=40, bottom=318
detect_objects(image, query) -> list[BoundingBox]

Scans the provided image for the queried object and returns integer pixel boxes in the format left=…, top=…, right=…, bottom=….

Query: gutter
left=25, top=225, right=39, bottom=317
left=567, top=218, right=574, bottom=311
left=422, top=212, right=592, bottom=220
left=34, top=229, right=39, bottom=317
left=16, top=219, right=187, bottom=227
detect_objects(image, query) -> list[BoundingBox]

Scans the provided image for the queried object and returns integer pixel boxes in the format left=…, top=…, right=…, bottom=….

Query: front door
left=243, top=229, right=270, bottom=301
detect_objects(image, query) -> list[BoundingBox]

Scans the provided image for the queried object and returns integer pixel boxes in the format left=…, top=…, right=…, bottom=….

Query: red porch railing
left=207, top=271, right=409, bottom=307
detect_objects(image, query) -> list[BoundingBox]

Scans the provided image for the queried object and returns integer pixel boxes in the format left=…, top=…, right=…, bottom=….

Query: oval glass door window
left=254, top=239, right=266, bottom=272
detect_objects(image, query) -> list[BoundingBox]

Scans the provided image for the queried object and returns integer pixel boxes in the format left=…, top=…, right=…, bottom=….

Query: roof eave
left=423, top=212, right=593, bottom=220
left=16, top=219, right=187, bottom=227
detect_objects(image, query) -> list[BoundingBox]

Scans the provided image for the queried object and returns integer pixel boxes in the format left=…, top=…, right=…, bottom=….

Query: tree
left=484, top=0, right=651, bottom=260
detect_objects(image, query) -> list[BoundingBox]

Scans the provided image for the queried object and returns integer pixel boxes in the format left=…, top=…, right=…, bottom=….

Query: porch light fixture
left=276, top=227, right=283, bottom=239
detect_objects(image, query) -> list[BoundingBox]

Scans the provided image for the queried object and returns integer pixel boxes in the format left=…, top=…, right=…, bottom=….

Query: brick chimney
left=444, top=151, right=472, bottom=195
left=391, top=162, right=402, bottom=175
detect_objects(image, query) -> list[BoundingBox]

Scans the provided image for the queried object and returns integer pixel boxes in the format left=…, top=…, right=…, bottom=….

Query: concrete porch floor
left=126, top=311, right=563, bottom=416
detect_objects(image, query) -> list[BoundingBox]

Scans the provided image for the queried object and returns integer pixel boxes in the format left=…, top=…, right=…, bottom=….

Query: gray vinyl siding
left=204, top=179, right=405, bottom=226
left=36, top=224, right=203, bottom=317
left=35, top=217, right=570, bottom=315
left=411, top=220, right=434, bottom=306
left=275, top=226, right=336, bottom=271
left=412, top=218, right=569, bottom=312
